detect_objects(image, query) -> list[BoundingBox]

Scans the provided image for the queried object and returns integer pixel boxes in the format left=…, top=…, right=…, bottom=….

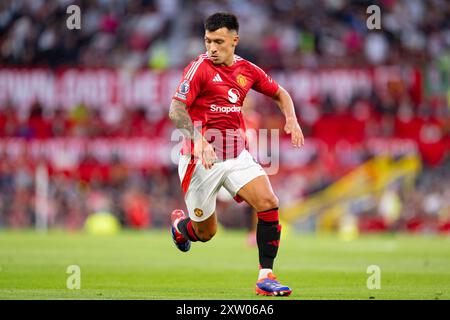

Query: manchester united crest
left=194, top=208, right=204, bottom=217
left=236, top=74, right=247, bottom=88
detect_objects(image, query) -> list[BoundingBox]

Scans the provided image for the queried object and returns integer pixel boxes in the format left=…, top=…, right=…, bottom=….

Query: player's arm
left=169, top=99, right=217, bottom=169
left=169, top=99, right=198, bottom=140
left=271, top=86, right=304, bottom=148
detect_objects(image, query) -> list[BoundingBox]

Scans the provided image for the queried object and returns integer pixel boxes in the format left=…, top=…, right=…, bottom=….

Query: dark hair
left=204, top=12, right=239, bottom=33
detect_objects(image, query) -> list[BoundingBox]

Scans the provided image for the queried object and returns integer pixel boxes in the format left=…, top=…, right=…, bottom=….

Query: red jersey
left=173, top=53, right=279, bottom=160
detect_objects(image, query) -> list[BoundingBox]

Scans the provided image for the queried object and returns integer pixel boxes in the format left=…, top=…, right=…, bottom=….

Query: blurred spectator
left=122, top=184, right=151, bottom=228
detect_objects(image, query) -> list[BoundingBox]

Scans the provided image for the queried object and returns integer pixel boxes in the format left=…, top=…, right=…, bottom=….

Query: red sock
left=178, top=218, right=199, bottom=242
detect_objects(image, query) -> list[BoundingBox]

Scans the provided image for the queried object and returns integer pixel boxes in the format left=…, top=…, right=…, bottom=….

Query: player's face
left=205, top=28, right=239, bottom=66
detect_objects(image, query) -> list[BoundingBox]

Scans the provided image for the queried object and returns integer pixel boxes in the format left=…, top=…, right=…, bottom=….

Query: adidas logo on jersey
left=212, top=73, right=223, bottom=82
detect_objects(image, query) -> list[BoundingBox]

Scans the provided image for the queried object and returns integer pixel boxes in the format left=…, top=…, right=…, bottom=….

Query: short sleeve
left=250, top=63, right=279, bottom=97
left=172, top=58, right=205, bottom=107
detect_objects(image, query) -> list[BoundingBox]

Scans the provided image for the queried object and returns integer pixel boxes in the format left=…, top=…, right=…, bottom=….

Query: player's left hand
left=284, top=117, right=304, bottom=148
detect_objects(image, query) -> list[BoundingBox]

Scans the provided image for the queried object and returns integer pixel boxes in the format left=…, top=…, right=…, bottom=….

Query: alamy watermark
left=66, top=5, right=81, bottom=30
left=66, top=265, right=81, bottom=289
left=366, top=5, right=381, bottom=30
left=366, top=265, right=381, bottom=290
left=170, top=124, right=280, bottom=175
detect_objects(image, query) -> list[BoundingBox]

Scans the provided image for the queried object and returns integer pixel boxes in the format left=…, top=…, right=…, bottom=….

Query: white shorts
left=178, top=149, right=266, bottom=222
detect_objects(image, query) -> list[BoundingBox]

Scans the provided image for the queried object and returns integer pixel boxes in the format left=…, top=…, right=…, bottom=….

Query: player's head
left=204, top=12, right=239, bottom=66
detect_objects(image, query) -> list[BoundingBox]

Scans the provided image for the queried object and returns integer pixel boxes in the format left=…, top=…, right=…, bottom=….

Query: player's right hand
left=193, top=137, right=218, bottom=170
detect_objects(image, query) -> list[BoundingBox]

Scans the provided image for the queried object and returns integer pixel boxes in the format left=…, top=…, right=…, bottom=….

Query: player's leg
left=176, top=211, right=217, bottom=242
left=224, top=150, right=291, bottom=296
left=237, top=175, right=291, bottom=296
left=171, top=198, right=219, bottom=251
left=236, top=175, right=278, bottom=211
left=236, top=175, right=281, bottom=271
left=171, top=155, right=222, bottom=251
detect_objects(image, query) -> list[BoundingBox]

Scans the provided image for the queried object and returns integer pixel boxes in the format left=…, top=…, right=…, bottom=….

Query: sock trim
left=186, top=220, right=199, bottom=241
left=258, top=207, right=279, bottom=213
left=257, top=208, right=279, bottom=223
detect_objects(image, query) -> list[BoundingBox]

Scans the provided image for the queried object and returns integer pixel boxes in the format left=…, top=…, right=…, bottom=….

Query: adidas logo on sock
left=212, top=73, right=223, bottom=82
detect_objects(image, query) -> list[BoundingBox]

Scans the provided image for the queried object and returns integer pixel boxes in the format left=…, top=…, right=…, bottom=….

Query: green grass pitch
left=0, top=229, right=449, bottom=300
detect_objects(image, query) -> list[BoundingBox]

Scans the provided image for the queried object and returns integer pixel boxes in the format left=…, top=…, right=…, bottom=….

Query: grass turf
left=0, top=229, right=449, bottom=300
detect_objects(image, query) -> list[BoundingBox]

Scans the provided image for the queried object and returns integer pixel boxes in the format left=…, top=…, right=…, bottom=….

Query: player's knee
left=256, top=194, right=279, bottom=212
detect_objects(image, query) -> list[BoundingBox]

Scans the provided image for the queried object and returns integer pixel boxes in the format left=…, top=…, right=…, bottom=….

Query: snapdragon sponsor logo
left=210, top=104, right=242, bottom=114
left=228, top=88, right=239, bottom=103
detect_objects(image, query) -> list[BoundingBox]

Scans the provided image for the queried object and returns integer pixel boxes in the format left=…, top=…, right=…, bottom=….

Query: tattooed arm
left=169, top=99, right=217, bottom=169
left=169, top=99, right=197, bottom=140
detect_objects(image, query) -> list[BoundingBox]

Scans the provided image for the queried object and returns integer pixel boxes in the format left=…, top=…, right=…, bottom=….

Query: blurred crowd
left=0, top=102, right=171, bottom=139
left=0, top=0, right=448, bottom=69
left=0, top=153, right=185, bottom=229
left=0, top=0, right=449, bottom=232
left=1, top=149, right=449, bottom=232
left=356, top=162, right=450, bottom=233
left=1, top=84, right=448, bottom=165
left=0, top=86, right=449, bottom=232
